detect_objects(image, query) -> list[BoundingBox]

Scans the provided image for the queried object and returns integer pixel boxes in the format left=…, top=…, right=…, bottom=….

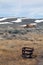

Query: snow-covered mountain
left=0, top=17, right=43, bottom=28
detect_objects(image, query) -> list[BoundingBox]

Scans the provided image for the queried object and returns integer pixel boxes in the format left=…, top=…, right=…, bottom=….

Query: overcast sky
left=0, top=0, right=43, bottom=18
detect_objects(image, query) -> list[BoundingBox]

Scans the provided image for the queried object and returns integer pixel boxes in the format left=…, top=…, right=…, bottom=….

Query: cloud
left=0, top=0, right=43, bottom=18
left=21, top=0, right=43, bottom=5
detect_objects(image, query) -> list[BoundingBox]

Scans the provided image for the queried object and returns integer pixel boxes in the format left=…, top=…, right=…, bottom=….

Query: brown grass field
left=0, top=33, right=43, bottom=65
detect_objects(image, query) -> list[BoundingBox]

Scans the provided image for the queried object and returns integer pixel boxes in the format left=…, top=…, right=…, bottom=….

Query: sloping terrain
left=0, top=17, right=43, bottom=65
left=0, top=17, right=43, bottom=28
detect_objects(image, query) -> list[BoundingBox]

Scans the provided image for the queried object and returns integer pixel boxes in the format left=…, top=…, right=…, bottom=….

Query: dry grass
left=0, top=33, right=43, bottom=65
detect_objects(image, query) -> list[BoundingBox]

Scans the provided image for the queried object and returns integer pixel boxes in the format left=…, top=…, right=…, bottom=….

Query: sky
left=0, top=0, right=43, bottom=18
